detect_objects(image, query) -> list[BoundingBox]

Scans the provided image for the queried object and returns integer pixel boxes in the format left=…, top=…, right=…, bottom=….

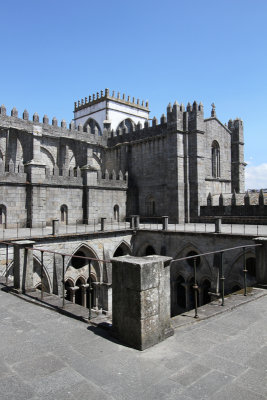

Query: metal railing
left=170, top=243, right=262, bottom=319
left=0, top=218, right=130, bottom=240
left=25, top=247, right=109, bottom=320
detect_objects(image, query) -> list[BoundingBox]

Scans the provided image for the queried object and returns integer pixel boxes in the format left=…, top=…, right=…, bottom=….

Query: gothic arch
left=116, top=118, right=135, bottom=133
left=84, top=118, right=102, bottom=136
left=66, top=244, right=101, bottom=283
left=40, top=147, right=55, bottom=169
left=135, top=241, right=158, bottom=256
left=33, top=256, right=52, bottom=293
left=172, top=243, right=212, bottom=282
left=112, top=240, right=131, bottom=257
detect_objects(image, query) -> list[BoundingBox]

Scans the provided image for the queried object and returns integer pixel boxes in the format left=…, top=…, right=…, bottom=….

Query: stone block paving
left=1, top=286, right=267, bottom=399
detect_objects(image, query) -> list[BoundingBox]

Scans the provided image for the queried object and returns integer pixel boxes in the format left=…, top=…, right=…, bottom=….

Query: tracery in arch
left=116, top=118, right=135, bottom=134
left=84, top=118, right=102, bottom=136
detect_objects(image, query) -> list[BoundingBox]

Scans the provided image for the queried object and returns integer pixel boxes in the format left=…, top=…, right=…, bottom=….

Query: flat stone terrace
left=1, top=285, right=267, bottom=399
left=0, top=222, right=267, bottom=240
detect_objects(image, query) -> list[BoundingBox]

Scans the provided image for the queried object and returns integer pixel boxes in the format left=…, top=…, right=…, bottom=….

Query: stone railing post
left=253, top=237, right=267, bottom=285
left=135, top=215, right=140, bottom=229
left=130, top=215, right=135, bottom=229
left=52, top=219, right=59, bottom=235
left=111, top=255, right=174, bottom=350
left=13, top=240, right=35, bottom=293
left=215, top=217, right=222, bottom=233
left=162, top=216, right=169, bottom=231
left=101, top=217, right=106, bottom=231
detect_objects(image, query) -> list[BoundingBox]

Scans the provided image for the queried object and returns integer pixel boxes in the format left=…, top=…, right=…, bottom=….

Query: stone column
left=135, top=215, right=140, bottom=229
left=162, top=216, right=169, bottom=231
left=13, top=240, right=35, bottom=293
left=81, top=284, right=89, bottom=307
left=111, top=255, right=174, bottom=350
left=215, top=217, right=222, bottom=233
left=52, top=219, right=59, bottom=235
left=253, top=237, right=267, bottom=285
left=130, top=215, right=135, bottom=229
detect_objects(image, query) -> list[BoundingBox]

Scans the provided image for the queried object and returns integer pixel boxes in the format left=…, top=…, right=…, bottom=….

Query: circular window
left=186, top=251, right=200, bottom=267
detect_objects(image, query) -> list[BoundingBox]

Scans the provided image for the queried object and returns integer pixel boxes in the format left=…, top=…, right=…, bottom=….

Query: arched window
left=114, top=204, right=119, bottom=222
left=145, top=196, right=156, bottom=216
left=211, top=141, right=220, bottom=178
left=84, top=118, right=102, bottom=136
left=60, top=205, right=68, bottom=224
left=0, top=205, right=7, bottom=227
left=116, top=118, right=135, bottom=134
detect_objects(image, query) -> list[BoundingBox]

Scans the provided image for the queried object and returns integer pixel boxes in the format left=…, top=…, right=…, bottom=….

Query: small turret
left=23, top=110, right=29, bottom=120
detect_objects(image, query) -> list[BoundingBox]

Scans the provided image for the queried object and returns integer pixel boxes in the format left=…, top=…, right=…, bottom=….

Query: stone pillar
left=135, top=215, right=140, bottom=229
left=101, top=217, right=106, bottom=231
left=81, top=284, right=89, bottom=307
left=52, top=219, right=59, bottom=235
left=253, top=237, right=267, bottom=285
left=215, top=217, right=222, bottom=233
left=13, top=240, right=35, bottom=293
left=111, top=255, right=174, bottom=350
left=162, top=216, right=169, bottom=231
left=130, top=215, right=135, bottom=229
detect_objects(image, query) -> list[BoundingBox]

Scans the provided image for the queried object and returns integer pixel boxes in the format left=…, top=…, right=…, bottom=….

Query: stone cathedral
left=0, top=88, right=247, bottom=229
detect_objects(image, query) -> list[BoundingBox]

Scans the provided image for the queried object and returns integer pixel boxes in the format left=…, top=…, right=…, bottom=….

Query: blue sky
left=1, top=0, right=266, bottom=188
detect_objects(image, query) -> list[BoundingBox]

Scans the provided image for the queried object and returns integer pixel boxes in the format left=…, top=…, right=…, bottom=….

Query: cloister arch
left=65, top=244, right=102, bottom=309
left=113, top=241, right=131, bottom=257
left=33, top=256, right=52, bottom=294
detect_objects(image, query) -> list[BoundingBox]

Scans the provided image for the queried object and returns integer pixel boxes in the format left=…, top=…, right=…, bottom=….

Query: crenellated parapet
left=44, top=166, right=83, bottom=186
left=0, top=105, right=107, bottom=145
left=0, top=159, right=26, bottom=183
left=74, top=88, right=149, bottom=113
left=206, top=191, right=267, bottom=207
left=97, top=169, right=128, bottom=188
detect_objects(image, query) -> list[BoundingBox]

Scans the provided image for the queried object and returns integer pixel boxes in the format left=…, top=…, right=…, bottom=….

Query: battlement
left=74, top=89, right=149, bottom=113
left=207, top=190, right=267, bottom=207
left=0, top=104, right=107, bottom=145
left=96, top=169, right=128, bottom=188
left=44, top=166, right=83, bottom=186
left=0, top=159, right=26, bottom=183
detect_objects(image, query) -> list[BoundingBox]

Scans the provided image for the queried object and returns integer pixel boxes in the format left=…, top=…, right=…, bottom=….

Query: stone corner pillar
left=13, top=240, right=36, bottom=293
left=111, top=255, right=174, bottom=350
left=253, top=237, right=267, bottom=284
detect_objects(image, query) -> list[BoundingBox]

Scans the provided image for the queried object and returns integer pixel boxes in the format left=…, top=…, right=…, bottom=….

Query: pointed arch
left=116, top=118, right=135, bottom=133
left=66, top=243, right=101, bottom=283
left=32, top=255, right=52, bottom=293
left=84, top=118, right=102, bottom=136
left=40, top=147, right=55, bottom=169
left=112, top=240, right=131, bottom=257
